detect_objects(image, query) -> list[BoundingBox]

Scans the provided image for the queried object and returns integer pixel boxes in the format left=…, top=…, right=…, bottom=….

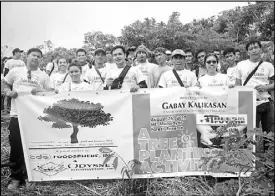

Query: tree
left=38, top=98, right=113, bottom=143
left=83, top=31, right=118, bottom=49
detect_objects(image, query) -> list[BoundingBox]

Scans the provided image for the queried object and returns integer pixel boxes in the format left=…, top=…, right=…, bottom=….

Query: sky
left=1, top=2, right=251, bottom=56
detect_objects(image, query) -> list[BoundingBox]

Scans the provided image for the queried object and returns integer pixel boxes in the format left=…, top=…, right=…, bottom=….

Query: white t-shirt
left=4, top=67, right=51, bottom=117
left=105, top=62, right=117, bottom=71
left=81, top=64, right=90, bottom=80
left=46, top=62, right=59, bottom=74
left=59, top=81, right=91, bottom=92
left=198, top=73, right=229, bottom=88
left=227, top=65, right=238, bottom=86
left=158, top=69, right=198, bottom=88
left=84, top=67, right=108, bottom=91
left=105, top=66, right=145, bottom=90
left=236, top=59, right=274, bottom=101
left=4, top=59, right=25, bottom=70
left=50, top=72, right=70, bottom=90
left=136, top=62, right=158, bottom=88
left=148, top=65, right=172, bottom=88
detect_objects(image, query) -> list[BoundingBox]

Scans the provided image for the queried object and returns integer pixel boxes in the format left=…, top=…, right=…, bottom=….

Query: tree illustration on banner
left=38, top=98, right=113, bottom=143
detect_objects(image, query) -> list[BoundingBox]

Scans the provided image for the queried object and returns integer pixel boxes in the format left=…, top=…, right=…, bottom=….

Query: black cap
left=12, top=48, right=23, bottom=55
left=94, top=48, right=106, bottom=56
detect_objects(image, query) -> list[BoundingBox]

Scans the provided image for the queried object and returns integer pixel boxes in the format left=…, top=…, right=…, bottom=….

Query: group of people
left=0, top=39, right=274, bottom=190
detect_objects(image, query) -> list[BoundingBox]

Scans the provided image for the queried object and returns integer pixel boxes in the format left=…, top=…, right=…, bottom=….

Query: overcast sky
left=1, top=2, right=250, bottom=55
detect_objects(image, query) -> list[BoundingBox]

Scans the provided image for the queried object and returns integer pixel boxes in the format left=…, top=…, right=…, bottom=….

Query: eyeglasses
left=206, top=60, right=217, bottom=64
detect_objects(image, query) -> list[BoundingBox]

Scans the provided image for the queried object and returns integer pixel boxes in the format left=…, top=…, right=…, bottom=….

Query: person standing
left=135, top=45, right=158, bottom=88
left=195, top=49, right=207, bottom=78
left=45, top=56, right=58, bottom=76
left=184, top=48, right=197, bottom=72
left=4, top=48, right=25, bottom=75
left=50, top=57, right=70, bottom=90
left=158, top=49, right=197, bottom=88
left=104, top=45, right=147, bottom=92
left=76, top=48, right=90, bottom=78
left=84, top=48, right=108, bottom=90
left=2, top=48, right=53, bottom=189
left=148, top=47, right=172, bottom=88
left=105, top=47, right=116, bottom=71
left=236, top=40, right=274, bottom=134
left=223, top=48, right=238, bottom=88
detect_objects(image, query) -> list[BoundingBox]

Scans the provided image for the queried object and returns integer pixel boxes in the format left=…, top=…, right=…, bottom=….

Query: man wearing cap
left=135, top=45, right=158, bottom=88
left=148, top=47, right=172, bottom=88
left=2, top=48, right=53, bottom=189
left=4, top=48, right=25, bottom=76
left=158, top=49, right=197, bottom=88
left=84, top=48, right=108, bottom=90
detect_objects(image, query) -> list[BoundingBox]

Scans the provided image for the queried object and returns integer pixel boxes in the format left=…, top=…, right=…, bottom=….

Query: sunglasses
left=206, top=60, right=217, bottom=64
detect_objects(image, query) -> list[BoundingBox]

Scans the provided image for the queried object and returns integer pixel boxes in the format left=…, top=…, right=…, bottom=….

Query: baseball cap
left=94, top=48, right=106, bottom=56
left=165, top=50, right=172, bottom=55
left=12, top=48, right=23, bottom=55
left=171, top=49, right=185, bottom=57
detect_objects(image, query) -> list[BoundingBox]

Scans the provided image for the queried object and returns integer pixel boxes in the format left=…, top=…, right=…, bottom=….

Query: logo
left=34, top=162, right=67, bottom=176
left=29, top=154, right=51, bottom=160
left=68, top=163, right=111, bottom=169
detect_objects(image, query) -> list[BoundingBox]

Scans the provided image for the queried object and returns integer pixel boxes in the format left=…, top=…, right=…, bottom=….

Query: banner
left=15, top=87, right=256, bottom=181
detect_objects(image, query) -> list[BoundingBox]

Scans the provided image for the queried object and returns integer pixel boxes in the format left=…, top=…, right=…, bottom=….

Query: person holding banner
left=197, top=53, right=229, bottom=89
left=50, top=57, right=70, bottom=90
left=236, top=39, right=274, bottom=135
left=2, top=48, right=53, bottom=190
left=158, top=49, right=197, bottom=88
left=58, top=61, right=90, bottom=92
left=104, top=45, right=147, bottom=92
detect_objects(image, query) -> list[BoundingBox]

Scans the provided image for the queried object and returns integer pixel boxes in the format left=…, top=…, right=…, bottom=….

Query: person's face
left=15, top=52, right=22, bottom=59
left=235, top=52, right=241, bottom=62
left=172, top=55, right=185, bottom=69
left=247, top=43, right=262, bottom=60
left=69, top=66, right=82, bottom=82
left=112, top=48, right=126, bottom=66
left=185, top=52, right=193, bottom=64
left=58, top=58, right=68, bottom=72
left=106, top=51, right=113, bottom=61
left=77, top=51, right=87, bottom=63
left=27, top=51, right=42, bottom=69
left=214, top=51, right=220, bottom=59
left=95, top=52, right=106, bottom=64
left=197, top=52, right=206, bottom=65
left=155, top=52, right=166, bottom=65
left=205, top=55, right=218, bottom=73
left=136, top=51, right=147, bottom=63
left=224, top=52, right=236, bottom=66
left=87, top=51, right=94, bottom=61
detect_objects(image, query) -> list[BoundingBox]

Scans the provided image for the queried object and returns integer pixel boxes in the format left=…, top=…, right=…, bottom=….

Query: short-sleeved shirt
left=236, top=59, right=274, bottom=101
left=148, top=65, right=172, bottom=88
left=104, top=66, right=145, bottom=90
left=59, top=81, right=91, bottom=92
left=81, top=64, right=90, bottom=80
left=158, top=69, right=197, bottom=88
left=4, top=59, right=25, bottom=71
left=198, top=73, right=229, bottom=88
left=4, top=67, right=51, bottom=117
left=50, top=72, right=70, bottom=89
left=84, top=67, right=108, bottom=91
left=105, top=62, right=117, bottom=71
left=46, top=62, right=59, bottom=74
left=136, top=62, right=158, bottom=88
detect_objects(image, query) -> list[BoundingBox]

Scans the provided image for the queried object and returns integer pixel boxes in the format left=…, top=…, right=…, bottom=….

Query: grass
left=1, top=108, right=273, bottom=196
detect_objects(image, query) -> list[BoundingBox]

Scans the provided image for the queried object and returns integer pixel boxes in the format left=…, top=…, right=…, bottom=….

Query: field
left=1, top=109, right=274, bottom=196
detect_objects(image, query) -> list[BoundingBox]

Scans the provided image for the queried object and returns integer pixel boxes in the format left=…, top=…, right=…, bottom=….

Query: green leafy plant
left=200, top=121, right=274, bottom=196
left=38, top=98, right=113, bottom=143
left=99, top=147, right=142, bottom=179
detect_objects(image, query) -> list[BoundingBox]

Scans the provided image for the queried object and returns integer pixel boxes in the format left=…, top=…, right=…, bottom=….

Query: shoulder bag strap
left=172, top=69, right=184, bottom=87
left=243, top=60, right=263, bottom=86
left=61, top=73, right=69, bottom=84
left=95, top=67, right=105, bottom=83
left=118, top=65, right=131, bottom=83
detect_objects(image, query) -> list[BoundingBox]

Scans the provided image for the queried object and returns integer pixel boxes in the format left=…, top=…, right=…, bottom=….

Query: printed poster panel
left=133, top=87, right=255, bottom=178
left=16, top=91, right=134, bottom=181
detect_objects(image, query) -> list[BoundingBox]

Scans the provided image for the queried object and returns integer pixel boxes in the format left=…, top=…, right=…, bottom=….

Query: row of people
left=1, top=39, right=274, bottom=190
